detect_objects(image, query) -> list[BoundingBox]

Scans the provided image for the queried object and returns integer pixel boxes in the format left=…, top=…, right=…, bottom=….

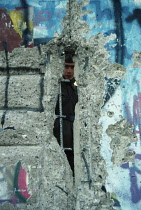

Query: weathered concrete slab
left=0, top=74, right=44, bottom=110
left=0, top=111, right=46, bottom=145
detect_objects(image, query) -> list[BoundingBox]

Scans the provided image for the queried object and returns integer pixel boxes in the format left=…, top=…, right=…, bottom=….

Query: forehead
left=64, top=64, right=74, bottom=69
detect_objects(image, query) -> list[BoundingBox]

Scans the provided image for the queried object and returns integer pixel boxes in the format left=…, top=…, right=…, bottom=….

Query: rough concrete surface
left=0, top=0, right=137, bottom=209
left=106, top=119, right=137, bottom=166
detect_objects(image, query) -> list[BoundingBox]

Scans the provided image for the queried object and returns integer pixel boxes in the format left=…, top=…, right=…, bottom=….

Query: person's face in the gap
left=63, top=64, right=74, bottom=79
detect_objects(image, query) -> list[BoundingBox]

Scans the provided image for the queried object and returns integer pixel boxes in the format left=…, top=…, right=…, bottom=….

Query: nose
left=67, top=67, right=72, bottom=72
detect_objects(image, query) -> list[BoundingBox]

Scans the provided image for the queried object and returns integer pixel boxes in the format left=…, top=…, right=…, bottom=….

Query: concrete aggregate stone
left=132, top=51, right=141, bottom=68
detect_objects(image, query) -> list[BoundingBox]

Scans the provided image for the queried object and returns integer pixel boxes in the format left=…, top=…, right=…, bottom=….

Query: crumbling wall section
left=0, top=43, right=75, bottom=209
left=74, top=35, right=126, bottom=209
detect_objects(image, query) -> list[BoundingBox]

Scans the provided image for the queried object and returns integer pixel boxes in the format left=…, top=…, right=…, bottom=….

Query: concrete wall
left=0, top=0, right=141, bottom=209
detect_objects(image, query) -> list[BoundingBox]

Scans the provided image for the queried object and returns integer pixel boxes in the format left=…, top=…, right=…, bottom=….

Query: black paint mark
left=103, top=78, right=120, bottom=107
left=113, top=0, right=125, bottom=65
left=56, top=185, right=68, bottom=195
left=126, top=8, right=141, bottom=27
left=103, top=0, right=124, bottom=106
left=0, top=126, right=15, bottom=132
left=39, top=73, right=44, bottom=112
left=1, top=41, right=9, bottom=128
left=20, top=0, right=32, bottom=47
left=1, top=111, right=6, bottom=128
left=102, top=80, right=121, bottom=107
left=4, top=126, right=15, bottom=130
left=2, top=41, right=8, bottom=70
left=0, top=67, right=44, bottom=129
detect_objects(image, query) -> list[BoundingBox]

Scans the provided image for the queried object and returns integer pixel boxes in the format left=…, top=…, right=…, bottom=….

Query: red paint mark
left=18, top=165, right=30, bottom=199
left=0, top=8, right=22, bottom=52
left=134, top=130, right=141, bottom=134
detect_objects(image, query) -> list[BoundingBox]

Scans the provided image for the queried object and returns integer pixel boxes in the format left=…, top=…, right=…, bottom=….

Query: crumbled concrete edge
left=106, top=118, right=138, bottom=166
left=48, top=0, right=127, bottom=209
left=131, top=51, right=141, bottom=68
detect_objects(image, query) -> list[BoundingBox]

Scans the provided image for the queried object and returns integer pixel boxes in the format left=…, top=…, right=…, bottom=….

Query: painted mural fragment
left=121, top=154, right=141, bottom=204
left=0, top=8, right=22, bottom=52
left=0, top=0, right=67, bottom=51
left=81, top=1, right=141, bottom=209
left=0, top=161, right=30, bottom=205
left=9, top=7, right=34, bottom=47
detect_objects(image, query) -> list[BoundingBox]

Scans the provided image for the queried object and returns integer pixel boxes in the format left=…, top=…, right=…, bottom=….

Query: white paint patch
left=134, top=0, right=141, bottom=6
left=100, top=85, right=123, bottom=166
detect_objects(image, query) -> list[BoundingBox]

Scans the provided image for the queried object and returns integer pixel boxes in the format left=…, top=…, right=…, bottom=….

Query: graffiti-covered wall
left=82, top=1, right=141, bottom=209
left=0, top=0, right=141, bottom=210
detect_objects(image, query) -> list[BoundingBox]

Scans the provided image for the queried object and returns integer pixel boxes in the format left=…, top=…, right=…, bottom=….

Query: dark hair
left=65, top=56, right=74, bottom=64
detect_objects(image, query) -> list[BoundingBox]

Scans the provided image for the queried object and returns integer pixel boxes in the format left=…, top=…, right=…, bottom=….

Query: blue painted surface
left=83, top=1, right=141, bottom=209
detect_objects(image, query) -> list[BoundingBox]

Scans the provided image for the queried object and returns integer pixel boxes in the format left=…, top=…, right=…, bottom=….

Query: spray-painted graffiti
left=122, top=73, right=141, bottom=141
left=0, top=3, right=34, bottom=51
left=10, top=6, right=34, bottom=48
left=124, top=90, right=141, bottom=140
left=0, top=161, right=30, bottom=205
left=0, top=0, right=67, bottom=51
left=105, top=153, right=141, bottom=210
left=121, top=154, right=141, bottom=204
left=81, top=1, right=141, bottom=209
left=0, top=8, right=22, bottom=52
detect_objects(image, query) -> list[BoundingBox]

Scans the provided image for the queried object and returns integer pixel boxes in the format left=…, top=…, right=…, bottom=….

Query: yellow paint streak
left=10, top=10, right=25, bottom=37
left=9, top=10, right=34, bottom=38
